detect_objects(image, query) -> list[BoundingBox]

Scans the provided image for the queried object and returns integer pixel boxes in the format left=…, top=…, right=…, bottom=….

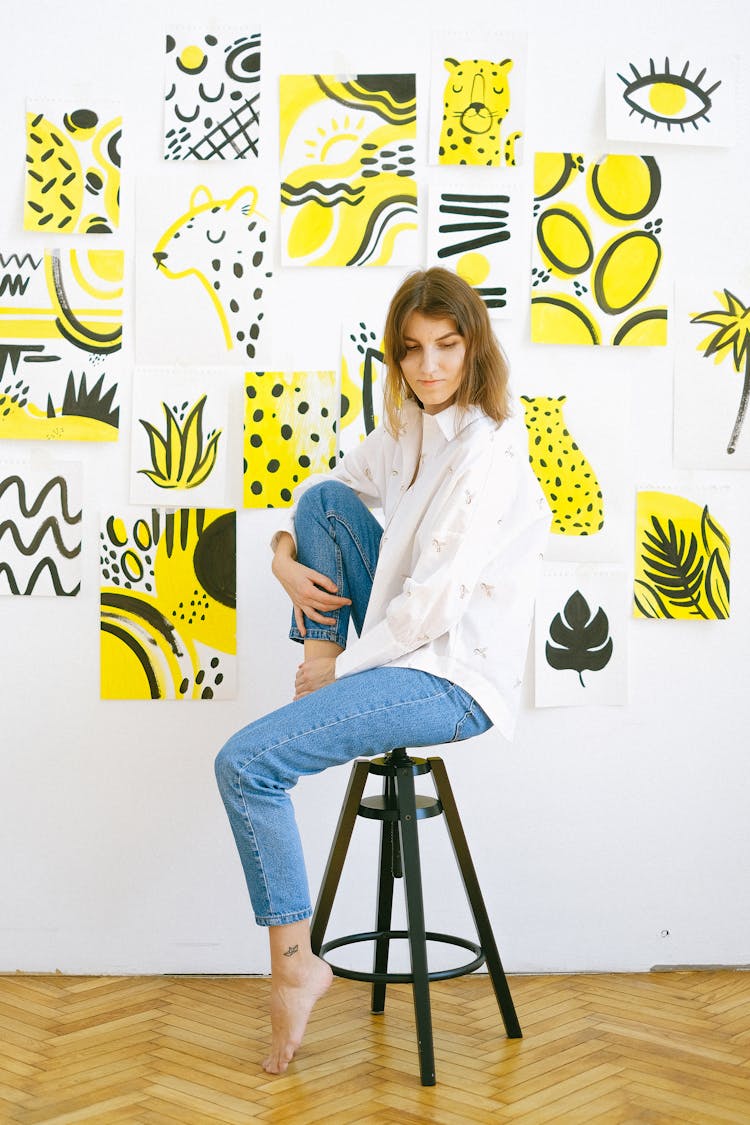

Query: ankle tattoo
left=283, top=944, right=299, bottom=958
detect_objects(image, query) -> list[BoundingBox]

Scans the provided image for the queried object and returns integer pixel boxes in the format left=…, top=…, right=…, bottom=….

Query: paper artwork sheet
left=429, top=31, right=527, bottom=167
left=633, top=488, right=730, bottom=620
left=130, top=368, right=230, bottom=507
left=535, top=563, right=628, bottom=707
left=279, top=73, right=418, bottom=267
left=164, top=29, right=261, bottom=160
left=137, top=175, right=272, bottom=365
left=0, top=248, right=123, bottom=441
left=0, top=462, right=82, bottom=596
left=531, top=153, right=668, bottom=347
left=100, top=507, right=236, bottom=700
left=339, top=314, right=387, bottom=457
left=606, top=51, right=737, bottom=147
left=427, top=182, right=518, bottom=318
left=674, top=280, right=750, bottom=468
left=25, top=102, right=122, bottom=233
left=243, top=371, right=337, bottom=508
left=517, top=374, right=629, bottom=563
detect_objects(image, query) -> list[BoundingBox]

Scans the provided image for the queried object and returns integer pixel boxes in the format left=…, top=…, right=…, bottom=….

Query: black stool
left=310, top=747, right=521, bottom=1086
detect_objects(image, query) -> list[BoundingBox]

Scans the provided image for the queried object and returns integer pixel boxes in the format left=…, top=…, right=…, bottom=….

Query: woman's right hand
left=272, top=539, right=351, bottom=636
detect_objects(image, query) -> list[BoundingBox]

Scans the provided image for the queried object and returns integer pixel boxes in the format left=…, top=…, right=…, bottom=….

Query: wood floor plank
left=0, top=969, right=747, bottom=1124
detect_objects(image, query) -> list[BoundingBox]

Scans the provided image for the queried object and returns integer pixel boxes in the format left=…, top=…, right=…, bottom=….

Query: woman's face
left=399, top=311, right=467, bottom=415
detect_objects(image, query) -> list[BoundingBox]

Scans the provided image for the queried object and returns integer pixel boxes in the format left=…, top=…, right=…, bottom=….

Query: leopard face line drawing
left=152, top=184, right=272, bottom=360
left=438, top=57, right=521, bottom=167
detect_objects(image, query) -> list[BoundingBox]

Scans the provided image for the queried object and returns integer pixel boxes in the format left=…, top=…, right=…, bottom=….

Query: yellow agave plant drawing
left=691, top=288, right=750, bottom=454
left=139, top=395, right=222, bottom=489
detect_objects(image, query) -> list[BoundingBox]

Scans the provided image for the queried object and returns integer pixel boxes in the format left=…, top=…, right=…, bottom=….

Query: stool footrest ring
left=319, top=929, right=485, bottom=984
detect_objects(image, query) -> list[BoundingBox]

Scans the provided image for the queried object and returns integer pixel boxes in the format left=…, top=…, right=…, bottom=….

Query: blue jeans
left=214, top=482, right=492, bottom=926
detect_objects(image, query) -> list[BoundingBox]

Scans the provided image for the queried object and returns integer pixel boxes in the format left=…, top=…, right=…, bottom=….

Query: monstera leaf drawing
left=634, top=494, right=730, bottom=620
left=545, top=590, right=613, bottom=686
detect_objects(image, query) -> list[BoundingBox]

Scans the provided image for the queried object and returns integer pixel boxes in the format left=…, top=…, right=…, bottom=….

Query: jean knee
left=297, top=479, right=352, bottom=520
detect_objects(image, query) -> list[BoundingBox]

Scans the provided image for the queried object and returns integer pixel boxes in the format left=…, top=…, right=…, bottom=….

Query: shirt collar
left=422, top=402, right=484, bottom=442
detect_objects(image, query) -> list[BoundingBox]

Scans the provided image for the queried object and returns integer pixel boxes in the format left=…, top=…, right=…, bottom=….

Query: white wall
left=1, top=0, right=748, bottom=975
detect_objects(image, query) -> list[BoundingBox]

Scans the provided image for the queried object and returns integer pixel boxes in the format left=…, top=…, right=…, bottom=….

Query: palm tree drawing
left=691, top=288, right=750, bottom=454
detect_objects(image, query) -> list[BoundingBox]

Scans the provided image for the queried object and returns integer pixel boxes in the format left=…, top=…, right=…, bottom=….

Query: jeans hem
left=289, top=627, right=348, bottom=648
left=254, top=907, right=313, bottom=927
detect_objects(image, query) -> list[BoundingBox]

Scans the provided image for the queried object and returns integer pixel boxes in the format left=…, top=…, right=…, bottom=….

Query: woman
left=215, top=267, right=550, bottom=1074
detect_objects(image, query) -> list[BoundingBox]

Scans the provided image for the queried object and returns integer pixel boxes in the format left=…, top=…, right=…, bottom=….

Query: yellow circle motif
left=649, top=82, right=687, bottom=116
left=531, top=295, right=601, bottom=345
left=180, top=45, right=206, bottom=72
left=593, top=231, right=661, bottom=315
left=456, top=252, right=490, bottom=286
left=534, top=152, right=581, bottom=200
left=537, top=205, right=594, bottom=276
left=588, top=155, right=660, bottom=223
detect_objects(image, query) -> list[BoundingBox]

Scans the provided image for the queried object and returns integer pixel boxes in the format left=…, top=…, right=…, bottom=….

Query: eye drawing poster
left=674, top=281, right=750, bottom=469
left=279, top=73, right=418, bottom=267
left=130, top=368, right=229, bottom=507
left=429, top=32, right=527, bottom=167
left=0, top=463, right=82, bottom=596
left=531, top=153, right=668, bottom=347
left=25, top=103, right=122, bottom=233
left=100, top=507, right=236, bottom=700
left=427, top=183, right=517, bottom=318
left=243, top=371, right=338, bottom=508
left=339, top=316, right=386, bottom=457
left=633, top=489, right=730, bottom=620
left=164, top=30, right=261, bottom=160
left=606, top=52, right=737, bottom=147
left=137, top=176, right=272, bottom=365
left=0, top=249, right=123, bottom=441
left=535, top=563, right=628, bottom=708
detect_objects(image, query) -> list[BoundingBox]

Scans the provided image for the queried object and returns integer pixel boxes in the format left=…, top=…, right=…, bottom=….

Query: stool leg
left=429, top=757, right=522, bottom=1040
left=371, top=775, right=398, bottom=1013
left=396, top=764, right=436, bottom=1086
left=311, top=758, right=370, bottom=956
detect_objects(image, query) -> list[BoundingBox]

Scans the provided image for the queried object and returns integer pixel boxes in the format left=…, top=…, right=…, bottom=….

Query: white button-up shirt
left=276, top=400, right=551, bottom=740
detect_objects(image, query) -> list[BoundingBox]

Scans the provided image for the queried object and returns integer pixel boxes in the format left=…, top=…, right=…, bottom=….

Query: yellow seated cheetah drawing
left=438, top=57, right=521, bottom=168
left=521, top=395, right=604, bottom=535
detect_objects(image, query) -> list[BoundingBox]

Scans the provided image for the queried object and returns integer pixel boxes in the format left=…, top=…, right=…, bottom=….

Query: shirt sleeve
left=270, top=427, right=388, bottom=552
left=335, top=449, right=518, bottom=678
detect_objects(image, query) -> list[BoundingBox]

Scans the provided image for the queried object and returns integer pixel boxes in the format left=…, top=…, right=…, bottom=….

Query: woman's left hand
left=294, top=657, right=337, bottom=700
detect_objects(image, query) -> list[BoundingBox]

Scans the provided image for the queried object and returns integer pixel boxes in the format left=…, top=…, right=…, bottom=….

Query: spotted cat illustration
left=152, top=184, right=271, bottom=361
left=438, top=58, right=520, bottom=167
left=521, top=395, right=603, bottom=535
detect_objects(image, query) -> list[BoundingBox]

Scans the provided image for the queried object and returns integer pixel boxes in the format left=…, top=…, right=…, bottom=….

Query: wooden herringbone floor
left=0, top=971, right=748, bottom=1124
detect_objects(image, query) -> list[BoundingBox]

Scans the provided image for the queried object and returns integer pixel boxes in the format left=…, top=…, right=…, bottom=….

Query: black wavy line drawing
left=0, top=518, right=81, bottom=558
left=0, top=558, right=80, bottom=596
left=349, top=196, right=418, bottom=266
left=281, top=181, right=365, bottom=207
left=0, top=252, right=42, bottom=271
left=315, top=75, right=416, bottom=124
left=0, top=475, right=82, bottom=523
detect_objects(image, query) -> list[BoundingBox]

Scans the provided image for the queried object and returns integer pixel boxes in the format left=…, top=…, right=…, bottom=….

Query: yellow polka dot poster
left=531, top=152, right=668, bottom=347
left=427, top=181, right=519, bottom=320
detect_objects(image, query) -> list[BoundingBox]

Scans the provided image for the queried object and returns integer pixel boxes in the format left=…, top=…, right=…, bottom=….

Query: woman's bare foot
left=262, top=953, right=333, bottom=1074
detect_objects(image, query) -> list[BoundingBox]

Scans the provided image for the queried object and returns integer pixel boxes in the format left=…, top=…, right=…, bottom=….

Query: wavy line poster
left=606, top=50, right=737, bottom=148
left=534, top=563, right=628, bottom=707
left=130, top=368, right=230, bottom=507
left=0, top=463, right=82, bottom=597
left=136, top=174, right=273, bottom=365
left=531, top=153, right=668, bottom=347
left=100, top=507, right=236, bottom=700
left=427, top=182, right=518, bottom=318
left=279, top=73, right=418, bottom=267
left=164, top=29, right=261, bottom=160
left=24, top=102, right=122, bottom=233
left=0, top=248, right=123, bottom=441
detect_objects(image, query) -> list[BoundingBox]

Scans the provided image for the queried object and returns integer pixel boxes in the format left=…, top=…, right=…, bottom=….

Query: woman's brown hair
left=382, top=266, right=511, bottom=434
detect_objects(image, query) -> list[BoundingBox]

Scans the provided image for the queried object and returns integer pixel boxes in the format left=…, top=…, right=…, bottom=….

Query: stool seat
left=310, top=747, right=521, bottom=1086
